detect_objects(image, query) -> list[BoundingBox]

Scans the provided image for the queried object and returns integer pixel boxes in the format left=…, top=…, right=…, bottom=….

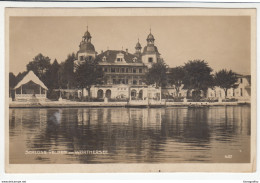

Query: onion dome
left=83, top=30, right=92, bottom=39
left=135, top=39, right=142, bottom=50
left=146, top=33, right=155, bottom=41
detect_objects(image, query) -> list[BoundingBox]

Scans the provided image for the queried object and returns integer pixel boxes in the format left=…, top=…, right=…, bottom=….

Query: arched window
left=105, top=89, right=112, bottom=99
left=138, top=90, right=143, bottom=99
left=131, top=89, right=137, bottom=100
left=97, top=89, right=103, bottom=99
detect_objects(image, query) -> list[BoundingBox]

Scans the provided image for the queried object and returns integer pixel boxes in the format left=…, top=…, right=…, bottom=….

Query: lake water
left=9, top=106, right=251, bottom=164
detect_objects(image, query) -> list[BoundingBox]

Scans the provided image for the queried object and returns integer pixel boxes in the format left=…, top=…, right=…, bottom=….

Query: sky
left=9, top=16, right=251, bottom=75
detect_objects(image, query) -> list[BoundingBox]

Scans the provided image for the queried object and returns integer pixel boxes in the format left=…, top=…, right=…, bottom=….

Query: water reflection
left=9, top=106, right=251, bottom=164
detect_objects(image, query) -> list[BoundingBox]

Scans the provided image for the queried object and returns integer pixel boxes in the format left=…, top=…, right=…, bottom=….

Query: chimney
left=107, top=50, right=110, bottom=56
left=126, top=48, right=128, bottom=55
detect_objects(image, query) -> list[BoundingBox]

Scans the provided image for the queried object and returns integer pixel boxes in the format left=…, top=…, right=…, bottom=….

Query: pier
left=9, top=99, right=249, bottom=108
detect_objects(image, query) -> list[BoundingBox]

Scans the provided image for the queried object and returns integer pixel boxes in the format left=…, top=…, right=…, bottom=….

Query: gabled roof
left=14, top=70, right=48, bottom=90
left=95, top=50, right=142, bottom=64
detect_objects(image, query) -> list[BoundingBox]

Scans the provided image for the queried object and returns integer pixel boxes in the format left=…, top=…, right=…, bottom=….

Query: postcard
left=5, top=7, right=256, bottom=173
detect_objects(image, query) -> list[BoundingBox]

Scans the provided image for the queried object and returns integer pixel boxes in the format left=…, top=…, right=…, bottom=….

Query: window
left=113, top=79, right=116, bottom=84
left=240, top=88, right=243, bottom=96
left=97, top=67, right=102, bottom=72
left=80, top=56, right=84, bottom=61
left=116, top=53, right=124, bottom=62
left=116, top=68, right=119, bottom=72
left=88, top=56, right=92, bottom=61
left=133, top=80, right=137, bottom=85
left=133, top=68, right=136, bottom=73
left=240, top=78, right=243, bottom=83
left=139, top=69, right=142, bottom=73
left=139, top=80, right=142, bottom=85
left=121, top=68, right=125, bottom=73
left=126, top=79, right=128, bottom=84
left=104, top=68, right=108, bottom=72
left=122, top=79, right=125, bottom=84
left=102, top=56, right=107, bottom=62
left=126, top=68, right=128, bottom=73
left=133, top=57, right=137, bottom=62
left=111, top=68, right=115, bottom=72
left=148, top=57, right=153, bottom=63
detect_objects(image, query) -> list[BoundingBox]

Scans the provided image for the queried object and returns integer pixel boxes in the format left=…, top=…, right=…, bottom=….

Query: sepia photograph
left=5, top=7, right=256, bottom=173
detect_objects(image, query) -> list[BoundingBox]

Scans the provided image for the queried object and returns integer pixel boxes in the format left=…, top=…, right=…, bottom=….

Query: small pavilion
left=14, top=71, right=48, bottom=101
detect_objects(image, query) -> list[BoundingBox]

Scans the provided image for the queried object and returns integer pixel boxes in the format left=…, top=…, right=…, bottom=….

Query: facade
left=73, top=27, right=251, bottom=102
left=13, top=71, right=48, bottom=101
left=74, top=27, right=162, bottom=100
left=96, top=50, right=146, bottom=86
left=207, top=75, right=251, bottom=101
left=162, top=75, right=251, bottom=101
left=90, top=85, right=161, bottom=101
left=162, top=85, right=188, bottom=99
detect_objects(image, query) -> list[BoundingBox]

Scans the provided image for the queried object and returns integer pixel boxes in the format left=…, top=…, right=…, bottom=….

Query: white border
left=0, top=1, right=259, bottom=182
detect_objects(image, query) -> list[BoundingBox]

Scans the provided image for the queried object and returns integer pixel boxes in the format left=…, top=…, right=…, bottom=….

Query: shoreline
left=9, top=101, right=250, bottom=108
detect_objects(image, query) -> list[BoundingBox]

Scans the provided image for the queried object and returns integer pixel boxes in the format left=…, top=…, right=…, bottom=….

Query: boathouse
left=14, top=71, right=48, bottom=101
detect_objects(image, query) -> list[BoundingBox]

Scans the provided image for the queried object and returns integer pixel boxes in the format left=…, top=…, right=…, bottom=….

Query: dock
left=9, top=100, right=250, bottom=108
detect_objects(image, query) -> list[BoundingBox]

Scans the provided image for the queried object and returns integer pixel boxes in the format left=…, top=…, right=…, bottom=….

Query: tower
left=142, top=29, right=160, bottom=67
left=135, top=38, right=142, bottom=57
left=77, top=26, right=96, bottom=62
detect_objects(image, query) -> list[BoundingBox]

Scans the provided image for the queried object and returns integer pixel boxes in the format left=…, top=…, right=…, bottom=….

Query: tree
left=183, top=60, right=214, bottom=100
left=74, top=58, right=104, bottom=100
left=45, top=59, right=60, bottom=89
left=168, top=66, right=185, bottom=98
left=214, top=69, right=238, bottom=98
left=58, top=53, right=76, bottom=89
left=9, top=72, right=16, bottom=89
left=26, top=53, right=51, bottom=81
left=9, top=72, right=16, bottom=98
left=15, top=71, right=28, bottom=85
left=145, top=59, right=168, bottom=87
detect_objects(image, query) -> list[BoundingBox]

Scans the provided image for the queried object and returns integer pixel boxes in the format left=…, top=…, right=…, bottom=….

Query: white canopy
left=14, top=70, right=48, bottom=90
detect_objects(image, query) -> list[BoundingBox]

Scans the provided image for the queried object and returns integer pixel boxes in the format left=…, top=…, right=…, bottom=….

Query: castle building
left=74, top=27, right=162, bottom=100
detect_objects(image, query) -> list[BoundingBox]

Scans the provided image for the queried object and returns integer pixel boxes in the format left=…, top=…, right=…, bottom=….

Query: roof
left=14, top=70, right=48, bottom=90
left=83, top=30, right=92, bottom=39
left=135, top=41, right=142, bottom=49
left=142, top=45, right=160, bottom=55
left=147, top=33, right=155, bottom=40
left=78, top=41, right=95, bottom=53
left=96, top=50, right=142, bottom=64
left=237, top=74, right=251, bottom=78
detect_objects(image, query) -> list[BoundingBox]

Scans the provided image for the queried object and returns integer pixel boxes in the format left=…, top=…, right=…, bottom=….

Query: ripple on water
left=9, top=106, right=251, bottom=164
